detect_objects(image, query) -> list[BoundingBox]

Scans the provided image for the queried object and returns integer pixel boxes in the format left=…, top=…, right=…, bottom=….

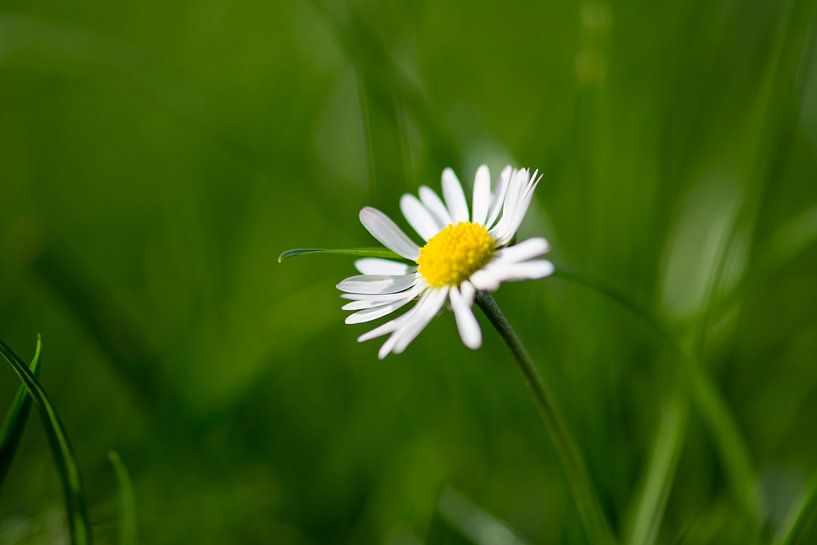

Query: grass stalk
left=0, top=335, right=42, bottom=488
left=109, top=451, right=137, bottom=545
left=475, top=291, right=617, bottom=545
left=0, top=338, right=92, bottom=545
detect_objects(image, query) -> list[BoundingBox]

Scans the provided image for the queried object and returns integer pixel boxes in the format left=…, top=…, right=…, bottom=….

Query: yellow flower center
left=417, top=222, right=495, bottom=287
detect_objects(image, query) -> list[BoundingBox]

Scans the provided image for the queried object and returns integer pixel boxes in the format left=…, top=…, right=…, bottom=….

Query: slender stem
left=475, top=291, right=617, bottom=545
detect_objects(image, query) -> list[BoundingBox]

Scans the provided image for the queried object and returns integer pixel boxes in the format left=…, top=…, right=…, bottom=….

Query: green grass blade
left=0, top=335, right=42, bottom=488
left=625, top=396, right=688, bottom=545
left=0, top=338, right=92, bottom=545
left=108, top=451, right=137, bottom=545
left=432, top=487, right=534, bottom=545
left=278, top=247, right=404, bottom=263
left=553, top=266, right=758, bottom=534
left=774, top=472, right=817, bottom=545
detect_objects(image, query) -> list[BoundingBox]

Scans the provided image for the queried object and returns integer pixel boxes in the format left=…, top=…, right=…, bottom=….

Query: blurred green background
left=1, top=0, right=817, bottom=543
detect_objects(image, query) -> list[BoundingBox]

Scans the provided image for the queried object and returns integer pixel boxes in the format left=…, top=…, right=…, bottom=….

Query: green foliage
left=108, top=451, right=137, bottom=545
left=0, top=335, right=41, bottom=488
left=1, top=0, right=817, bottom=543
left=0, top=339, right=91, bottom=545
left=278, top=247, right=404, bottom=263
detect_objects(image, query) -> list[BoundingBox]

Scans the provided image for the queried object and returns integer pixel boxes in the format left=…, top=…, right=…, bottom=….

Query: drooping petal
left=337, top=274, right=418, bottom=295
left=400, top=194, right=439, bottom=240
left=442, top=168, right=469, bottom=223
left=359, top=207, right=420, bottom=260
left=390, top=287, right=449, bottom=356
left=366, top=290, right=433, bottom=353
left=358, top=316, right=404, bottom=343
left=345, top=296, right=417, bottom=324
left=419, top=186, right=452, bottom=228
left=494, top=237, right=550, bottom=264
left=449, top=285, right=481, bottom=349
left=371, top=288, right=446, bottom=358
left=471, top=165, right=491, bottom=225
left=341, top=284, right=424, bottom=310
left=355, top=258, right=411, bottom=275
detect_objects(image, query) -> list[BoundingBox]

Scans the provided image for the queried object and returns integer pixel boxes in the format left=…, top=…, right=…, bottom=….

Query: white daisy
left=337, top=165, right=554, bottom=359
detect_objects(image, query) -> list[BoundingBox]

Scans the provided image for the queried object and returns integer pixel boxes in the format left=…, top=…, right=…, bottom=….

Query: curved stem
left=475, top=292, right=617, bottom=545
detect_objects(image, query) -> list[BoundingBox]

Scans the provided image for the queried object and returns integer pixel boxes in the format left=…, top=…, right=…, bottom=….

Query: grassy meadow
left=1, top=0, right=817, bottom=543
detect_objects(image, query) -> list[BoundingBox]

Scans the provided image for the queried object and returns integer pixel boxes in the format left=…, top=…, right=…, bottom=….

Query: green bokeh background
left=1, top=0, right=817, bottom=543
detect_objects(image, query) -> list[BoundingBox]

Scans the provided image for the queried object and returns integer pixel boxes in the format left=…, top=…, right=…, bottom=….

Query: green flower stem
left=475, top=291, right=617, bottom=545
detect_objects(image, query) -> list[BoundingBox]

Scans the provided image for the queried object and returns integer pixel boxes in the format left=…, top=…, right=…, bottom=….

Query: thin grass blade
left=625, top=396, right=688, bottom=545
left=429, top=487, right=534, bottom=545
left=552, top=265, right=758, bottom=533
left=108, top=451, right=137, bottom=545
left=0, top=338, right=92, bottom=545
left=0, top=335, right=42, bottom=488
left=774, top=471, right=817, bottom=545
left=278, top=247, right=404, bottom=263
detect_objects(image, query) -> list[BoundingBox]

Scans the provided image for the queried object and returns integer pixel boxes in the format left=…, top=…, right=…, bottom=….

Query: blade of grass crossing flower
left=0, top=335, right=42, bottom=488
left=278, top=247, right=404, bottom=263
left=475, top=292, right=617, bottom=545
left=108, top=451, right=137, bottom=545
left=774, top=471, right=817, bottom=545
left=0, top=338, right=92, bottom=545
left=625, top=395, right=688, bottom=545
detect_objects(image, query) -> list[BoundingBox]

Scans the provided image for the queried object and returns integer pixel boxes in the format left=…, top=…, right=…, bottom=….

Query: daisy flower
left=338, top=165, right=554, bottom=359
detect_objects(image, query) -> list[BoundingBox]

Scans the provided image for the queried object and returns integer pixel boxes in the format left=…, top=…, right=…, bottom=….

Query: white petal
left=442, top=168, right=469, bottom=223
left=492, top=170, right=543, bottom=245
left=469, top=268, right=505, bottom=292
left=345, top=297, right=416, bottom=324
left=471, top=165, right=491, bottom=225
left=486, top=260, right=555, bottom=285
left=391, top=287, right=448, bottom=355
left=450, top=286, right=482, bottom=349
left=355, top=258, right=410, bottom=275
left=370, top=288, right=444, bottom=358
left=419, top=186, right=452, bottom=228
left=400, top=194, right=439, bottom=240
left=341, top=284, right=424, bottom=310
left=359, top=317, right=404, bottom=342
left=367, top=290, right=435, bottom=353
left=486, top=165, right=512, bottom=229
left=494, top=237, right=550, bottom=263
left=337, top=274, right=418, bottom=294
left=359, top=207, right=420, bottom=260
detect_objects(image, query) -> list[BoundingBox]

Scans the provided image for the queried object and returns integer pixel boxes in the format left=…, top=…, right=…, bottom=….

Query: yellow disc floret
left=417, top=222, right=495, bottom=287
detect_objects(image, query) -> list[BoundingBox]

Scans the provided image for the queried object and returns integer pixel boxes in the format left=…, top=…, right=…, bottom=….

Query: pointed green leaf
left=0, top=335, right=42, bottom=488
left=109, top=450, right=137, bottom=545
left=278, top=247, right=404, bottom=263
left=0, top=338, right=92, bottom=545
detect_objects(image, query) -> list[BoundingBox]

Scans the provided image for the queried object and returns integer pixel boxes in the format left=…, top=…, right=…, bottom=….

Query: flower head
left=337, top=165, right=553, bottom=359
